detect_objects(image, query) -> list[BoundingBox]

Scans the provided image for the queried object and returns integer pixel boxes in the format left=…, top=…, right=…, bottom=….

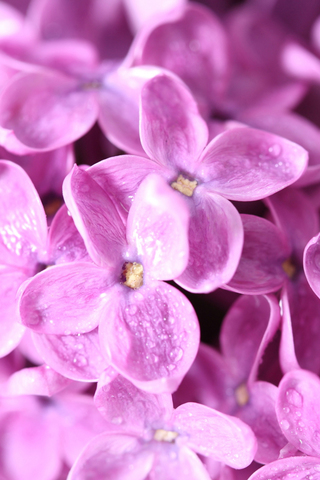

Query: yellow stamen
left=123, top=262, right=143, bottom=289
left=171, top=174, right=197, bottom=197
left=235, top=383, right=250, bottom=406
left=154, top=429, right=179, bottom=443
left=282, top=259, right=296, bottom=279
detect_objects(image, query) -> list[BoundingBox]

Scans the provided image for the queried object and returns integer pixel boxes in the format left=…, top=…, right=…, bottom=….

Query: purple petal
left=99, top=281, right=200, bottom=393
left=63, top=165, right=126, bottom=268
left=0, top=267, right=26, bottom=357
left=99, top=65, right=164, bottom=156
left=150, top=446, right=212, bottom=480
left=68, top=433, right=154, bottom=480
left=282, top=43, right=320, bottom=83
left=199, top=127, right=308, bottom=201
left=127, top=174, right=189, bottom=280
left=0, top=71, right=98, bottom=150
left=89, top=154, right=170, bottom=216
left=19, top=262, right=114, bottom=335
left=135, top=4, right=229, bottom=113
left=221, top=294, right=280, bottom=384
left=237, top=381, right=287, bottom=464
left=304, top=233, right=320, bottom=299
left=0, top=160, right=47, bottom=270
left=175, top=189, right=243, bottom=293
left=47, top=205, right=92, bottom=265
left=1, top=364, right=72, bottom=396
left=95, top=370, right=173, bottom=432
left=277, top=369, right=320, bottom=456
left=266, top=188, right=319, bottom=261
left=32, top=328, right=108, bottom=382
left=124, top=0, right=186, bottom=32
left=279, top=285, right=300, bottom=374
left=246, top=457, right=320, bottom=480
left=140, top=73, right=208, bottom=170
left=226, top=214, right=289, bottom=294
left=173, top=402, right=257, bottom=468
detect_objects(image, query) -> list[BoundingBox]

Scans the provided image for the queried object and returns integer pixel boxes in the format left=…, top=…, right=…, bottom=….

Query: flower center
left=282, top=259, right=296, bottom=279
left=122, top=262, right=143, bottom=289
left=171, top=174, right=197, bottom=197
left=154, top=429, right=179, bottom=443
left=235, top=383, right=250, bottom=406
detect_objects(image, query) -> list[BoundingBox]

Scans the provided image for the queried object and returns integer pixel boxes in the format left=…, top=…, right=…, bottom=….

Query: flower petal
left=226, top=214, right=289, bottom=294
left=277, top=369, right=320, bottom=457
left=99, top=281, right=199, bottom=393
left=140, top=73, right=208, bottom=170
left=63, top=165, right=126, bottom=268
left=19, top=262, right=113, bottom=335
left=246, top=457, right=320, bottom=480
left=304, top=233, right=320, bottom=299
left=32, top=328, right=108, bottom=382
left=127, top=174, right=189, bottom=280
left=173, top=402, right=257, bottom=468
left=199, top=127, right=308, bottom=201
left=68, top=433, right=154, bottom=480
left=175, top=189, right=243, bottom=293
left=0, top=71, right=98, bottom=150
left=0, top=160, right=47, bottom=270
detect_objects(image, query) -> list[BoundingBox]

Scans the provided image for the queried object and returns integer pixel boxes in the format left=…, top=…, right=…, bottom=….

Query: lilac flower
left=0, top=160, right=89, bottom=357
left=19, top=168, right=200, bottom=393
left=174, top=294, right=287, bottom=464
left=91, top=73, right=308, bottom=293
left=67, top=371, right=257, bottom=479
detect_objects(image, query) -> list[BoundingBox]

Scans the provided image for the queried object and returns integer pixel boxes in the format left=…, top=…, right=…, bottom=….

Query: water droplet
left=283, top=407, right=290, bottom=413
left=169, top=347, right=183, bottom=361
left=313, top=431, right=320, bottom=443
left=64, top=329, right=71, bottom=335
left=73, top=354, right=88, bottom=367
left=134, top=292, right=143, bottom=302
left=111, top=416, right=123, bottom=425
left=286, top=388, right=303, bottom=407
left=268, top=144, right=282, bottom=158
left=128, top=304, right=137, bottom=315
left=281, top=420, right=290, bottom=431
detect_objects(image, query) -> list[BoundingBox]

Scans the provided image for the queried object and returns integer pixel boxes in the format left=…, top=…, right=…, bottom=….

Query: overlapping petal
left=277, top=369, right=320, bottom=457
left=175, top=189, right=243, bottom=293
left=99, top=281, right=199, bottom=393
left=126, top=174, right=189, bottom=280
left=19, top=262, right=113, bottom=335
left=304, top=233, right=320, bottom=299
left=140, top=73, right=208, bottom=170
left=32, top=328, right=108, bottom=381
left=199, top=127, right=308, bottom=201
left=0, top=71, right=98, bottom=150
left=172, top=402, right=257, bottom=467
left=63, top=165, right=126, bottom=268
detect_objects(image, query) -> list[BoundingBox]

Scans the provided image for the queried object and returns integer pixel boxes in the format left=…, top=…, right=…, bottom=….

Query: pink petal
left=19, top=263, right=113, bottom=335
left=237, top=381, right=287, bottom=464
left=266, top=188, right=319, bottom=261
left=173, top=402, right=257, bottom=468
left=226, top=214, right=289, bottom=294
left=140, top=73, right=208, bottom=170
left=124, top=0, right=186, bottom=32
left=279, top=285, right=300, bottom=374
left=151, top=446, right=212, bottom=480
left=0, top=160, right=47, bottom=270
left=221, top=294, right=280, bottom=384
left=175, top=189, right=243, bottom=293
left=32, top=328, right=108, bottom=382
left=99, top=65, right=164, bottom=156
left=68, top=433, right=154, bottom=480
left=135, top=4, right=229, bottom=113
left=0, top=267, right=26, bottom=357
left=99, top=281, right=200, bottom=393
left=1, top=364, right=72, bottom=396
left=277, top=369, right=320, bottom=456
left=0, top=71, right=98, bottom=150
left=199, top=127, right=308, bottom=201
left=89, top=154, right=169, bottom=217
left=246, top=457, right=320, bottom=480
left=282, top=43, right=320, bottom=83
left=304, top=233, right=320, bottom=299
left=63, top=165, right=126, bottom=268
left=47, top=204, right=91, bottom=265
left=95, top=370, right=173, bottom=432
left=127, top=174, right=189, bottom=280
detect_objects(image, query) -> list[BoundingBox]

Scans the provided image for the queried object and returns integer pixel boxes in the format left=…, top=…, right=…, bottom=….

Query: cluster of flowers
left=3, top=0, right=320, bottom=478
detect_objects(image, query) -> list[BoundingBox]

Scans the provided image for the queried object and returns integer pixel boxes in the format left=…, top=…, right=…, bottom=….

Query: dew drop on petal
left=281, top=420, right=290, bottom=431
left=128, top=304, right=137, bottom=315
left=73, top=354, right=88, bottom=367
left=268, top=144, right=282, bottom=158
left=286, top=388, right=303, bottom=407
